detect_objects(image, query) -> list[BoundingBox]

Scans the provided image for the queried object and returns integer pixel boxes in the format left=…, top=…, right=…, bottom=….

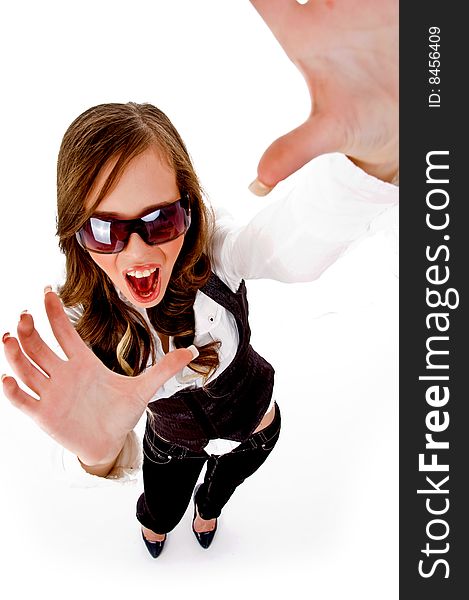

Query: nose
left=123, top=232, right=161, bottom=261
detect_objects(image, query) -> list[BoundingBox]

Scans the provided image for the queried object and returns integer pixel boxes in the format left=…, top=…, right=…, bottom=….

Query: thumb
left=249, top=112, right=342, bottom=196
left=134, top=345, right=199, bottom=403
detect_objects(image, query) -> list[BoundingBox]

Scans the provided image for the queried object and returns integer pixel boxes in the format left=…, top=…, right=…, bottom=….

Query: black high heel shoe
left=141, top=530, right=166, bottom=558
left=192, top=483, right=217, bottom=549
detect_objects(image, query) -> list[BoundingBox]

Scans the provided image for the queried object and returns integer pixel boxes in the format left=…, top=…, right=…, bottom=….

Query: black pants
left=136, top=403, right=281, bottom=534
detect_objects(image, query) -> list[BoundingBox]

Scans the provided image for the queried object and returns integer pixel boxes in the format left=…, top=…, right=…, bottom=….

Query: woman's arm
left=79, top=455, right=120, bottom=477
left=58, top=430, right=142, bottom=483
left=210, top=153, right=397, bottom=289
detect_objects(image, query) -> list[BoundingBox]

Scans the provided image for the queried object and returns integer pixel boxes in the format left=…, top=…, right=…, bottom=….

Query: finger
left=134, top=346, right=199, bottom=403
left=1, top=374, right=40, bottom=419
left=3, top=333, right=48, bottom=395
left=249, top=0, right=301, bottom=42
left=250, top=112, right=343, bottom=193
left=44, top=290, right=88, bottom=360
left=17, top=312, right=63, bottom=376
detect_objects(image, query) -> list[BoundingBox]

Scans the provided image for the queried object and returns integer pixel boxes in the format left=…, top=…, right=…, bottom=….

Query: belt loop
left=175, top=445, right=185, bottom=458
left=249, top=437, right=258, bottom=449
left=168, top=443, right=183, bottom=458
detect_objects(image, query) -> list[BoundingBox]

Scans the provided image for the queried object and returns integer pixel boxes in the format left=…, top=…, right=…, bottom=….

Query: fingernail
left=44, top=285, right=52, bottom=294
left=1, top=374, right=8, bottom=383
left=21, top=310, right=28, bottom=315
left=2, top=332, right=10, bottom=343
left=248, top=178, right=273, bottom=197
left=186, top=344, right=199, bottom=360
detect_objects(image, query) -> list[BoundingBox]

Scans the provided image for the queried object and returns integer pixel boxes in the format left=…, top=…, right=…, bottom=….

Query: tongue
left=131, top=271, right=157, bottom=294
left=135, top=277, right=152, bottom=293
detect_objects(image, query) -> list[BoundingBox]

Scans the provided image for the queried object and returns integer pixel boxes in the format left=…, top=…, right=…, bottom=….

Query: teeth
left=127, top=267, right=157, bottom=278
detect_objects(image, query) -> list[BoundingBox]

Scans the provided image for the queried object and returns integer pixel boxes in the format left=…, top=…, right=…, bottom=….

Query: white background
left=0, top=2, right=398, bottom=598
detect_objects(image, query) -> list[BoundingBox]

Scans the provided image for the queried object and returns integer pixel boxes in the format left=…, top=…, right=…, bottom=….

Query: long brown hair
left=57, top=102, right=219, bottom=378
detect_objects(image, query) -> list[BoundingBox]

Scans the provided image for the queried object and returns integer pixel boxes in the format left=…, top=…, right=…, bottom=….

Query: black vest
left=148, top=272, right=275, bottom=451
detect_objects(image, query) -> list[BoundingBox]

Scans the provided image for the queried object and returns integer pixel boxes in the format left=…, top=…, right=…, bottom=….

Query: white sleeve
left=209, top=153, right=398, bottom=289
left=53, top=431, right=143, bottom=487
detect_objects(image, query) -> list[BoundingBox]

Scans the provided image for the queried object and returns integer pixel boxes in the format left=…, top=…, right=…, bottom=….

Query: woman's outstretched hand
left=2, top=290, right=196, bottom=468
left=249, top=0, right=398, bottom=193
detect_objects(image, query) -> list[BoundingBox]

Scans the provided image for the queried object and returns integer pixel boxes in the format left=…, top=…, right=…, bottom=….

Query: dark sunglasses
left=76, top=195, right=191, bottom=254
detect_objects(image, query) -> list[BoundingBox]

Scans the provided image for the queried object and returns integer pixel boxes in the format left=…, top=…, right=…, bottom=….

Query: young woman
left=57, top=101, right=282, bottom=556
left=2, top=100, right=397, bottom=558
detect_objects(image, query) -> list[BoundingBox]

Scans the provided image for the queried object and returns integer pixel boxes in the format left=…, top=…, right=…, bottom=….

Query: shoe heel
left=192, top=483, right=217, bottom=549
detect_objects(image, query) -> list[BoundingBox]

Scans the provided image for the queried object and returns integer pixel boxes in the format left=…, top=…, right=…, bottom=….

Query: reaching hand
left=249, top=0, right=398, bottom=193
left=2, top=290, right=196, bottom=467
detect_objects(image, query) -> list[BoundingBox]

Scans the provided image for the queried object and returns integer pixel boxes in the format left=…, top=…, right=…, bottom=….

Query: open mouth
left=124, top=265, right=161, bottom=303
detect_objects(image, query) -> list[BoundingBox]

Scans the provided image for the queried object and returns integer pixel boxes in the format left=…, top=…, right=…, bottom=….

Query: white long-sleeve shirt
left=60, top=153, right=398, bottom=484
